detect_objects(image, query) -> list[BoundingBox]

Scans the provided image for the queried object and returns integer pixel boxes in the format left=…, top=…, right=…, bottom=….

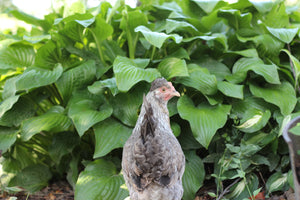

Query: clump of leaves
left=1, top=0, right=300, bottom=199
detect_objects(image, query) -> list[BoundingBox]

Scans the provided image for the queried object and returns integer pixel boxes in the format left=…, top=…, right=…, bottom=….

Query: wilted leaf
left=113, top=56, right=160, bottom=92
left=75, top=159, right=128, bottom=200
left=236, top=110, right=271, bottom=133
left=177, top=95, right=231, bottom=148
left=249, top=82, right=297, bottom=116
left=93, top=118, right=132, bottom=158
left=158, top=57, right=189, bottom=80
left=182, top=150, right=205, bottom=200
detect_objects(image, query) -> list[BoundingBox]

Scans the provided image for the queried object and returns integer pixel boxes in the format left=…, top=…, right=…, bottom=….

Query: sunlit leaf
left=158, top=57, right=189, bottom=80
left=267, top=27, right=298, bottom=43
left=135, top=26, right=183, bottom=49
left=113, top=56, right=160, bottom=92
left=178, top=95, right=231, bottom=148
left=192, top=0, right=220, bottom=13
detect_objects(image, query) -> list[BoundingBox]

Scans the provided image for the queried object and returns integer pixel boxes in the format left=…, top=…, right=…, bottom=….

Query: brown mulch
left=0, top=181, right=296, bottom=200
left=0, top=181, right=74, bottom=200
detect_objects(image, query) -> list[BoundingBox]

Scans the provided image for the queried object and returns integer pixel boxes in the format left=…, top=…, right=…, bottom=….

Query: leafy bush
left=1, top=0, right=300, bottom=199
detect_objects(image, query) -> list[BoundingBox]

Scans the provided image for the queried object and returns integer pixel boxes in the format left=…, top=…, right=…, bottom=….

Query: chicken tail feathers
left=141, top=95, right=157, bottom=144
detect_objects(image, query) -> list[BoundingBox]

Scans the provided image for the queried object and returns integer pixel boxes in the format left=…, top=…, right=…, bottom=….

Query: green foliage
left=1, top=0, right=300, bottom=199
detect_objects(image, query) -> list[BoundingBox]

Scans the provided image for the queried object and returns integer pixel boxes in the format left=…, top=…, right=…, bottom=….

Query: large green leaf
left=75, top=159, right=128, bottom=200
left=184, top=33, right=228, bottom=51
left=249, top=0, right=274, bottom=13
left=89, top=15, right=113, bottom=43
left=68, top=95, right=113, bottom=137
left=135, top=26, right=182, bottom=49
left=163, top=19, right=198, bottom=34
left=217, top=81, right=244, bottom=99
left=56, top=60, right=96, bottom=102
left=93, top=118, right=132, bottom=158
left=0, top=127, right=19, bottom=153
left=177, top=95, right=231, bottom=148
left=88, top=78, right=119, bottom=96
left=34, top=40, right=60, bottom=69
left=177, top=64, right=218, bottom=95
left=113, top=56, right=160, bottom=92
left=48, top=132, right=80, bottom=163
left=15, top=64, right=63, bottom=92
left=157, top=57, right=189, bottom=80
left=0, top=42, right=35, bottom=70
left=182, top=150, right=205, bottom=200
left=264, top=2, right=289, bottom=28
left=218, top=9, right=252, bottom=29
left=110, top=83, right=148, bottom=126
left=21, top=106, right=72, bottom=141
left=0, top=96, right=36, bottom=127
left=120, top=10, right=148, bottom=40
left=0, top=95, right=20, bottom=118
left=198, top=57, right=231, bottom=82
left=267, top=27, right=298, bottom=43
left=249, top=82, right=297, bottom=116
left=192, top=0, right=219, bottom=13
left=226, top=57, right=280, bottom=84
left=9, top=164, right=52, bottom=193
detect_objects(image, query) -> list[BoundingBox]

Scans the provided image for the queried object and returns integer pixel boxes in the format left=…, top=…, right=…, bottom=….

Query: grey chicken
left=122, top=78, right=185, bottom=200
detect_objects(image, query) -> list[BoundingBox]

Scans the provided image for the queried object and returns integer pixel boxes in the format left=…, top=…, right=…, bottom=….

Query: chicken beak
left=172, top=90, right=180, bottom=97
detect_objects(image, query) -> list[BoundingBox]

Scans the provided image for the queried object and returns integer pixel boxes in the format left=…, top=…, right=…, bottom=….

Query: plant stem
left=239, top=162, right=254, bottom=200
left=150, top=46, right=156, bottom=61
left=89, top=29, right=105, bottom=64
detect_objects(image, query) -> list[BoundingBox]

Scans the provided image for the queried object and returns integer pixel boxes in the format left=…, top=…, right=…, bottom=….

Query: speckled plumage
left=122, top=78, right=185, bottom=200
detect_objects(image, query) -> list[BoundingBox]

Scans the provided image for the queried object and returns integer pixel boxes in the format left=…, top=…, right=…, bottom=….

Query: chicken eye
left=161, top=88, right=166, bottom=92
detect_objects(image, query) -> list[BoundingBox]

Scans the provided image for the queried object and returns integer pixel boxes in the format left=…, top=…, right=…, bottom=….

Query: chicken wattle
left=122, top=78, right=185, bottom=200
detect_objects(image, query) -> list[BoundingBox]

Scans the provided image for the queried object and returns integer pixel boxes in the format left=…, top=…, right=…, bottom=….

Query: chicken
left=122, top=78, right=185, bottom=200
